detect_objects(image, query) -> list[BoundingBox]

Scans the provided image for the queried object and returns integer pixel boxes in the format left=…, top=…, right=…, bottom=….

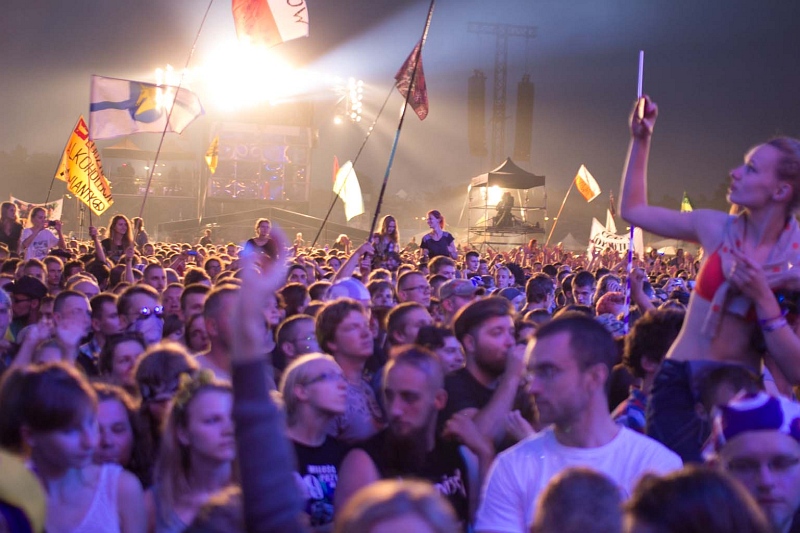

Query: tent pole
left=545, top=179, right=575, bottom=247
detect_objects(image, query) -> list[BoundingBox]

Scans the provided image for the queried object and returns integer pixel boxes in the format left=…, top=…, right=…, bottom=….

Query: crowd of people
left=1, top=98, right=800, bottom=533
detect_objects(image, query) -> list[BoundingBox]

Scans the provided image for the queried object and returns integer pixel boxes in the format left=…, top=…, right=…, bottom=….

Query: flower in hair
left=173, top=369, right=216, bottom=410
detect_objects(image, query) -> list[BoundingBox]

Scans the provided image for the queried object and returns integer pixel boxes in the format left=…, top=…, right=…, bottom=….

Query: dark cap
left=6, top=275, right=48, bottom=300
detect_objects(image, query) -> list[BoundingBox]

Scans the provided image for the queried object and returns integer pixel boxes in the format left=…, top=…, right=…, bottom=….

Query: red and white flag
left=232, top=0, right=309, bottom=49
left=395, top=42, right=429, bottom=121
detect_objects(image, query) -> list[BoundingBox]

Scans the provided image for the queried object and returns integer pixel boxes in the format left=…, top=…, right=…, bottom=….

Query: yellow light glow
left=488, top=186, right=504, bottom=205
left=201, top=41, right=313, bottom=111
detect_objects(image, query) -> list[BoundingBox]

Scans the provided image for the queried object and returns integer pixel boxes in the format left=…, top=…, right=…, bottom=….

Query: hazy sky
left=2, top=0, right=799, bottom=235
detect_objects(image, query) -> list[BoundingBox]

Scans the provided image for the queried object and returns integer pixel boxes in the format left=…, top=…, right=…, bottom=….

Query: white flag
left=333, top=161, right=364, bottom=221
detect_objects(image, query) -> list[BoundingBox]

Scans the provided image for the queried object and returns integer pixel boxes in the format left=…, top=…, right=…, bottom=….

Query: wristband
left=762, top=318, right=789, bottom=333
left=758, top=309, right=789, bottom=327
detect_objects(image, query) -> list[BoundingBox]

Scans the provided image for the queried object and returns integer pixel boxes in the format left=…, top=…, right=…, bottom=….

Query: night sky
left=2, top=0, right=799, bottom=240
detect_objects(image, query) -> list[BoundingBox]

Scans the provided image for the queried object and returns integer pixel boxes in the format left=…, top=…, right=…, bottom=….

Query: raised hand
left=630, top=95, right=658, bottom=139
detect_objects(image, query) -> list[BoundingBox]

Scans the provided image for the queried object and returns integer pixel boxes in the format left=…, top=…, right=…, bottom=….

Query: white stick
left=637, top=50, right=644, bottom=98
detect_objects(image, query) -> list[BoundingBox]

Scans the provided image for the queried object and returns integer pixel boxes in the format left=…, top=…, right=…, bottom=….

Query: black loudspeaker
left=467, top=70, right=488, bottom=157
left=514, top=74, right=535, bottom=161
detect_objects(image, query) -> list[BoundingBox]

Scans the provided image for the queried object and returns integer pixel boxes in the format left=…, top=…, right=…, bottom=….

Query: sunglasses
left=134, top=305, right=164, bottom=320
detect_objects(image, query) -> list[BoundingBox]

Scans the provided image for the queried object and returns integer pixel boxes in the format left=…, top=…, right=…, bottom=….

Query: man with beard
left=336, top=346, right=492, bottom=528
left=475, top=313, right=681, bottom=533
left=439, top=297, right=527, bottom=445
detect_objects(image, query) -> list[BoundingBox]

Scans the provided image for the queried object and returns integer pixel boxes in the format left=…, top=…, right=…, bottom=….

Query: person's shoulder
left=496, top=428, right=552, bottom=462
left=615, top=427, right=682, bottom=465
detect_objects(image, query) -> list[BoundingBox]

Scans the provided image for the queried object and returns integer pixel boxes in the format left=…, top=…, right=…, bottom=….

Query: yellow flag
left=205, top=136, right=219, bottom=174
left=57, top=116, right=114, bottom=216
left=681, top=191, right=694, bottom=212
left=574, top=164, right=601, bottom=202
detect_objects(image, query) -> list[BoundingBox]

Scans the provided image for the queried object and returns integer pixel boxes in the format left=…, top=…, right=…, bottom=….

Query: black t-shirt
left=0, top=222, right=22, bottom=254
left=292, top=436, right=348, bottom=528
left=244, top=238, right=278, bottom=259
left=100, top=238, right=126, bottom=264
left=439, top=367, right=494, bottom=426
left=420, top=232, right=454, bottom=259
left=359, top=430, right=470, bottom=527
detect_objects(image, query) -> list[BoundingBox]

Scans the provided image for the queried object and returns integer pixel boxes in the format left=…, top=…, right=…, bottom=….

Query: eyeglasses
left=402, top=284, right=431, bottom=293
left=134, top=305, right=164, bottom=320
left=304, top=372, right=347, bottom=386
left=726, top=455, right=800, bottom=478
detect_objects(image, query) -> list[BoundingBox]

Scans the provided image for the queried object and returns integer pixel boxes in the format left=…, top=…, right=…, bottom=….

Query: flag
left=605, top=210, right=617, bottom=234
left=56, top=116, right=114, bottom=216
left=574, top=164, right=601, bottom=202
left=681, top=191, right=694, bottom=212
left=609, top=190, right=617, bottom=217
left=89, top=76, right=204, bottom=140
left=10, top=196, right=63, bottom=222
left=590, top=218, right=644, bottom=260
left=333, top=160, right=364, bottom=221
left=232, top=0, right=309, bottom=49
left=332, top=155, right=340, bottom=184
left=205, top=136, right=219, bottom=174
left=395, top=42, right=429, bottom=121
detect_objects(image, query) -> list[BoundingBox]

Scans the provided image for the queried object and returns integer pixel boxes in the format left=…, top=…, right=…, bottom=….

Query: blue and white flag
left=89, top=75, right=204, bottom=140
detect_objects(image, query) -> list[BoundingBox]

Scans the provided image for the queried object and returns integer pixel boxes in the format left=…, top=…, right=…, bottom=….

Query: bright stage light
left=333, top=116, right=343, bottom=125
left=200, top=41, right=314, bottom=111
left=488, top=186, right=504, bottom=205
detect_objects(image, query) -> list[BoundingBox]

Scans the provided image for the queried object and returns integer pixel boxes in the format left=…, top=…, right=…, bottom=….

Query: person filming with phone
left=20, top=206, right=66, bottom=261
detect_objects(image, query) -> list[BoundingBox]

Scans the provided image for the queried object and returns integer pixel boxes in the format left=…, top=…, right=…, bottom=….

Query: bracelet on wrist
left=762, top=317, right=789, bottom=333
left=758, top=309, right=789, bottom=327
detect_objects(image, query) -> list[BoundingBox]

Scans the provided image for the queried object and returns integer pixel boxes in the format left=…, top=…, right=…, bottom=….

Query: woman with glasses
left=146, top=370, right=235, bottom=533
left=280, top=353, right=349, bottom=530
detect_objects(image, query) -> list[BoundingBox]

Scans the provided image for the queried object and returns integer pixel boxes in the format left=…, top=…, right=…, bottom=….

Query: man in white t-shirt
left=475, top=313, right=682, bottom=533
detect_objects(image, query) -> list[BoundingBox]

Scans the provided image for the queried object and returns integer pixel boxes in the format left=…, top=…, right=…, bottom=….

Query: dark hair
left=453, top=297, right=513, bottom=343
left=533, top=467, right=622, bottom=533
left=90, top=292, right=118, bottom=320
left=534, top=312, right=617, bottom=392
left=415, top=325, right=456, bottom=351
left=53, top=289, right=87, bottom=314
left=99, top=331, right=147, bottom=376
left=316, top=298, right=366, bottom=354
left=624, top=309, right=684, bottom=378
left=308, top=281, right=332, bottom=301
left=181, top=283, right=210, bottom=314
left=429, top=256, right=455, bottom=275
left=117, top=283, right=160, bottom=316
left=625, top=466, right=771, bottom=533
left=18, top=363, right=97, bottom=434
left=183, top=268, right=211, bottom=287
left=280, top=283, right=308, bottom=318
left=573, top=270, right=596, bottom=289
left=525, top=273, right=555, bottom=304
left=385, top=302, right=427, bottom=346
left=696, top=365, right=763, bottom=415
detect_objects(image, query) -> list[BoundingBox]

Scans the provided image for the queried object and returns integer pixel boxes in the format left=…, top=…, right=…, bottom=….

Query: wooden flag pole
left=544, top=178, right=575, bottom=247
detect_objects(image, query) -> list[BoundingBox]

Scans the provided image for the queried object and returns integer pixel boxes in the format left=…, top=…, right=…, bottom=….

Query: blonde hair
left=153, top=370, right=234, bottom=525
left=279, top=353, right=337, bottom=427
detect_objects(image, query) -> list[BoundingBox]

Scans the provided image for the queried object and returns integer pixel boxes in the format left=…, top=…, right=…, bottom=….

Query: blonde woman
left=145, top=371, right=235, bottom=532
left=281, top=353, right=348, bottom=530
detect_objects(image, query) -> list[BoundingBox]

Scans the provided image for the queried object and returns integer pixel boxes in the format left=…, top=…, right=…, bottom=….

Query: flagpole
left=138, top=0, right=215, bottom=219
left=368, top=0, right=436, bottom=238
left=544, top=178, right=575, bottom=246
left=310, top=84, right=396, bottom=248
left=622, top=50, right=645, bottom=335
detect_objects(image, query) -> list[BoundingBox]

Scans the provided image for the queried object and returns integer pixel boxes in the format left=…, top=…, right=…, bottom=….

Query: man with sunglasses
left=117, top=284, right=163, bottom=346
left=708, top=392, right=800, bottom=533
left=6, top=275, right=47, bottom=342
